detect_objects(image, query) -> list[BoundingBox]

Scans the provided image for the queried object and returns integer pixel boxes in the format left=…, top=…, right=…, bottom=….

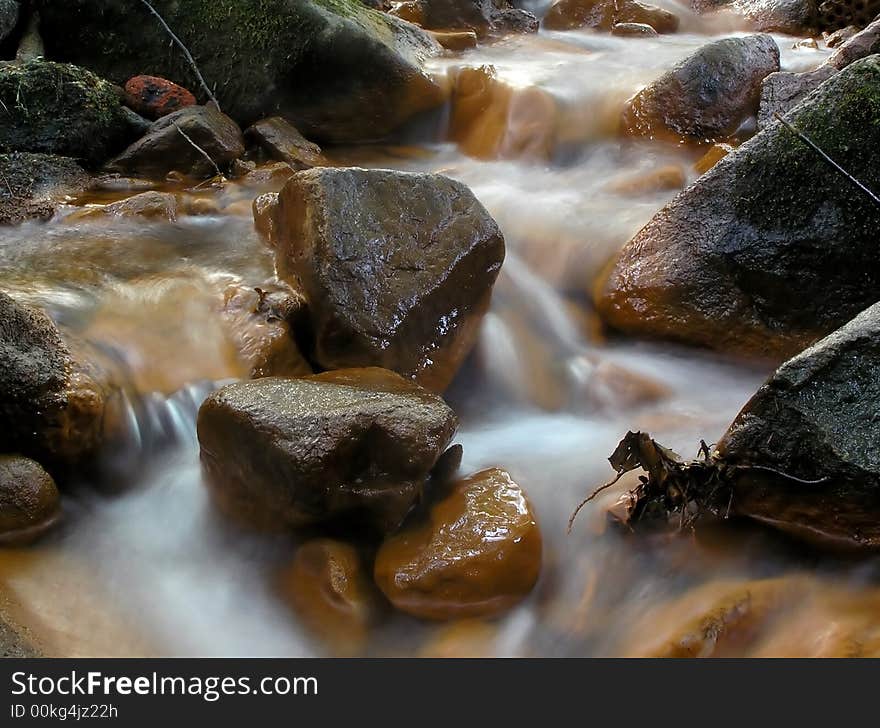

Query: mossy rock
left=0, top=60, right=137, bottom=166
left=596, top=56, right=880, bottom=360
left=0, top=152, right=89, bottom=224
left=34, top=0, right=444, bottom=143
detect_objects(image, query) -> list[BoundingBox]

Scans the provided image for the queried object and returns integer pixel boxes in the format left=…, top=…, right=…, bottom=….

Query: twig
left=138, top=0, right=219, bottom=109
left=735, top=463, right=830, bottom=485
left=567, top=471, right=624, bottom=533
left=174, top=125, right=223, bottom=179
left=773, top=112, right=880, bottom=209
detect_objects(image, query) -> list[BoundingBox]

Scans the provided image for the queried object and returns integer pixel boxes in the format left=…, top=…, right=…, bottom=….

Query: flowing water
left=5, top=9, right=880, bottom=657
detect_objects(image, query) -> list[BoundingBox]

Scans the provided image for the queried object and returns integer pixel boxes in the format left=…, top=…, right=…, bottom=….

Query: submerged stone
left=0, top=455, right=61, bottom=545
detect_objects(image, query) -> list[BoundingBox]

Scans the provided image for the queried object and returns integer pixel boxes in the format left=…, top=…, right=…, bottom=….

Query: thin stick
left=567, top=471, right=624, bottom=533
left=736, top=463, right=830, bottom=485
left=773, top=112, right=880, bottom=209
left=174, top=125, right=223, bottom=179
left=138, top=0, right=219, bottom=109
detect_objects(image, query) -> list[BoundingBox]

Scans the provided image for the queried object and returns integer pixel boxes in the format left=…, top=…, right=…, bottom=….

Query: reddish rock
left=124, top=75, right=196, bottom=120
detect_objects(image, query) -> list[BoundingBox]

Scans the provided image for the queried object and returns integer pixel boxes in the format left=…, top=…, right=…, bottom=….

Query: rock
left=596, top=57, right=880, bottom=359
left=0, top=0, right=18, bottom=44
left=107, top=105, right=244, bottom=179
left=374, top=467, right=542, bottom=619
left=238, top=162, right=296, bottom=189
left=622, top=35, right=779, bottom=142
left=0, top=60, right=138, bottom=167
left=757, top=66, right=835, bottom=129
left=447, top=65, right=559, bottom=161
left=717, top=302, right=880, bottom=550
left=244, top=117, right=324, bottom=170
left=611, top=21, right=659, bottom=35
left=123, top=75, right=196, bottom=120
left=265, top=168, right=505, bottom=391
left=0, top=455, right=60, bottom=545
left=414, top=0, right=538, bottom=35
left=33, top=0, right=444, bottom=143
left=731, top=0, right=819, bottom=33
left=0, top=152, right=90, bottom=225
left=607, top=165, right=686, bottom=196
left=816, top=0, right=880, bottom=30
left=613, top=1, right=679, bottom=31
left=0, top=292, right=106, bottom=474
left=824, top=25, right=859, bottom=47
left=390, top=0, right=426, bottom=23
left=429, top=29, right=479, bottom=49
left=70, top=191, right=178, bottom=222
left=757, top=17, right=880, bottom=129
left=277, top=539, right=379, bottom=651
left=220, top=282, right=312, bottom=379
left=252, top=192, right=280, bottom=242
left=543, top=0, right=677, bottom=31
left=693, top=142, right=734, bottom=174
left=196, top=368, right=459, bottom=533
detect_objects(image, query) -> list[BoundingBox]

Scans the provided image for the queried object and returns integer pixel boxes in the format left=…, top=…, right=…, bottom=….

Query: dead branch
left=138, top=0, right=219, bottom=109
left=174, top=124, right=223, bottom=179
left=773, top=112, right=880, bottom=209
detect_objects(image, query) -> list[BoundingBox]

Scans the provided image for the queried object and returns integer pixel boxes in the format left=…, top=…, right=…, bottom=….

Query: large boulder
left=596, top=57, right=880, bottom=360
left=0, top=152, right=90, bottom=225
left=718, top=302, right=880, bottom=550
left=730, top=0, right=880, bottom=33
left=0, top=0, right=17, bottom=44
left=263, top=168, right=505, bottom=391
left=196, top=367, right=459, bottom=533
left=543, top=0, right=678, bottom=32
left=374, top=467, right=542, bottom=619
left=621, top=35, right=779, bottom=142
left=107, top=105, right=244, bottom=179
left=0, top=60, right=138, bottom=166
left=413, top=0, right=539, bottom=36
left=33, top=0, right=444, bottom=143
left=0, top=292, right=107, bottom=474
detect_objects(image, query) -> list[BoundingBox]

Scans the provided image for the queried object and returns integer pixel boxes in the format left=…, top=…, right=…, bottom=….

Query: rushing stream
left=6, top=8, right=880, bottom=657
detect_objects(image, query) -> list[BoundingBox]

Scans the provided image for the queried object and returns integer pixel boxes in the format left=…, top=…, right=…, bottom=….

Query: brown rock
left=374, top=467, right=542, bottom=619
left=196, top=368, right=459, bottom=533
left=0, top=456, right=61, bottom=545
left=277, top=539, right=379, bottom=652
left=0, top=292, right=106, bottom=474
left=611, top=21, right=659, bottom=36
left=622, top=34, right=780, bottom=142
left=252, top=192, right=280, bottom=242
left=693, top=142, right=734, bottom=174
left=543, top=0, right=677, bottom=31
left=265, top=167, right=505, bottom=391
left=613, top=1, right=678, bottom=32
left=0, top=153, right=90, bottom=226
left=607, top=164, right=686, bottom=196
left=244, top=117, right=325, bottom=170
left=70, top=191, right=178, bottom=222
left=123, top=75, right=196, bottom=120
left=107, top=105, right=244, bottom=180
left=429, top=29, right=479, bottom=49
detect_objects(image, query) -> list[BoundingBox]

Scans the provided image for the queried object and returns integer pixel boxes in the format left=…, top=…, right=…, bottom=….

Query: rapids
left=5, top=9, right=879, bottom=657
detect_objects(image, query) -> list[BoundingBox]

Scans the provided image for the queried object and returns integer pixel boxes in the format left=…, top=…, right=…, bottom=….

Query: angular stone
left=244, top=117, right=324, bottom=170
left=196, top=368, right=458, bottom=533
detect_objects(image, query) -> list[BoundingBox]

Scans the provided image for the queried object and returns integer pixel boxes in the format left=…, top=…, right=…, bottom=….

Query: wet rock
left=730, top=0, right=819, bottom=33
left=448, top=65, right=559, bottom=161
left=265, top=167, right=505, bottom=391
left=238, top=162, right=296, bottom=189
left=244, top=117, right=324, bottom=171
left=0, top=456, right=60, bottom=545
left=717, top=301, right=880, bottom=550
left=123, top=75, right=196, bottom=120
left=196, top=368, right=458, bottom=533
left=107, top=105, right=244, bottom=180
left=70, top=191, right=178, bottom=222
left=414, top=0, right=538, bottom=35
left=693, top=142, right=734, bottom=174
left=0, top=292, right=106, bottom=473
left=622, top=34, right=779, bottom=142
left=277, top=539, right=379, bottom=651
left=220, top=282, right=312, bottom=379
left=613, top=1, right=679, bottom=31
left=390, top=0, right=427, bottom=23
left=0, top=152, right=90, bottom=225
left=611, top=21, right=659, bottom=36
left=429, top=29, right=479, bottom=49
left=252, top=192, right=280, bottom=242
left=824, top=25, right=859, bottom=47
left=596, top=57, right=880, bottom=359
left=0, top=60, right=138, bottom=167
left=375, top=467, right=541, bottom=619
left=758, top=17, right=880, bottom=129
left=33, top=0, right=444, bottom=144
left=543, top=0, right=677, bottom=32
left=0, top=0, right=18, bottom=44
